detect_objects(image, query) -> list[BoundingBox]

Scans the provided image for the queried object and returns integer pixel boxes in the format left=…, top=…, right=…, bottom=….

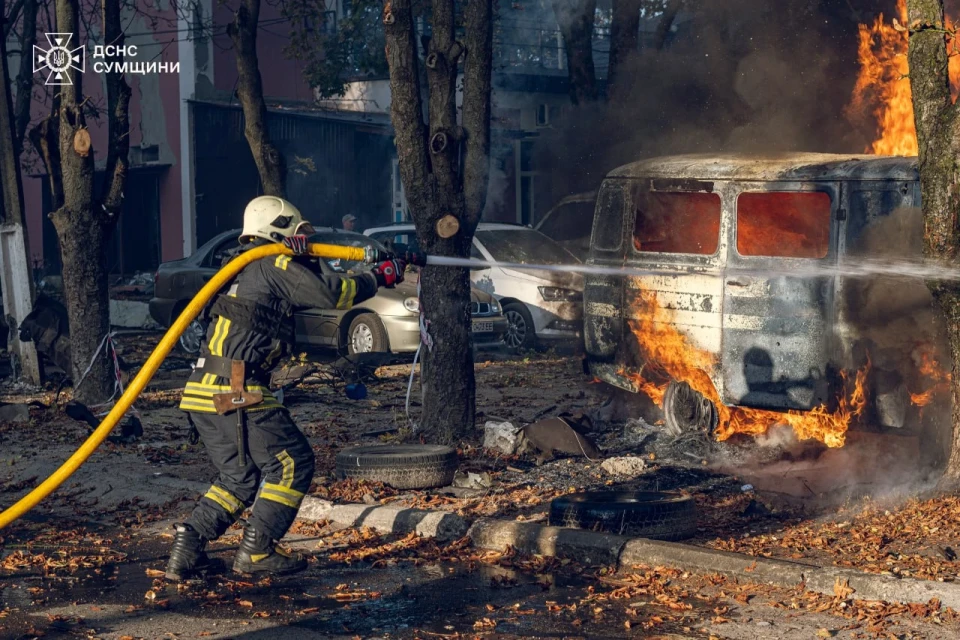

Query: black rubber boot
left=165, top=523, right=210, bottom=581
left=232, top=525, right=307, bottom=576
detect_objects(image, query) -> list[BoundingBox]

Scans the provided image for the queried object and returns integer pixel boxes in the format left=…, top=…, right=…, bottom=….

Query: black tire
left=347, top=314, right=389, bottom=355
left=178, top=318, right=208, bottom=355
left=662, top=380, right=718, bottom=437
left=549, top=491, right=697, bottom=541
left=335, top=445, right=458, bottom=490
left=502, top=302, right=536, bottom=351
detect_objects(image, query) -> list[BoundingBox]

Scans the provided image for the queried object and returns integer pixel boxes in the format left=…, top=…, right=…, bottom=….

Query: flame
left=620, top=289, right=868, bottom=449
left=909, top=344, right=952, bottom=407
left=851, top=0, right=960, bottom=155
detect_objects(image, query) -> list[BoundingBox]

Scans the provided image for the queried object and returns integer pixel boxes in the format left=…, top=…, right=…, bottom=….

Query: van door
left=721, top=183, right=840, bottom=411
left=621, top=181, right=727, bottom=399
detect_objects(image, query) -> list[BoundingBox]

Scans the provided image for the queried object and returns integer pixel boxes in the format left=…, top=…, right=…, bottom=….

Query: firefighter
left=165, top=196, right=406, bottom=580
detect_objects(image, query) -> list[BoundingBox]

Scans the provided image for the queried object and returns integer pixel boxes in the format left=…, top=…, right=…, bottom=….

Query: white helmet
left=239, top=196, right=314, bottom=244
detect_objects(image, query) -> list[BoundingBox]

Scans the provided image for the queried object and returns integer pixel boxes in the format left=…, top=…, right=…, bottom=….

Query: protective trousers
left=185, top=408, right=315, bottom=542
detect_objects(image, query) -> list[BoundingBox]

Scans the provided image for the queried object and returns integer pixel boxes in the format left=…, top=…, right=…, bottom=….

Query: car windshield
left=310, top=232, right=388, bottom=273
left=475, top=229, right=578, bottom=265
left=538, top=201, right=595, bottom=242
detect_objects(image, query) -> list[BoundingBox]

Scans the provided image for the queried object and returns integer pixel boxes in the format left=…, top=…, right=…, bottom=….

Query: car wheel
left=502, top=302, right=535, bottom=350
left=178, top=319, right=207, bottom=355
left=347, top=314, right=389, bottom=355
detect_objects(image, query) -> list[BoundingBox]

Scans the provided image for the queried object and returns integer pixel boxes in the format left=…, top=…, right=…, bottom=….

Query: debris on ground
left=0, top=402, right=32, bottom=423
left=517, top=413, right=601, bottom=464
left=483, top=420, right=523, bottom=455
left=453, top=470, right=493, bottom=489
left=600, top=456, right=647, bottom=477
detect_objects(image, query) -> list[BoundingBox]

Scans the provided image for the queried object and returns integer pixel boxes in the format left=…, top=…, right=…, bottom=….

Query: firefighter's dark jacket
left=179, top=251, right=378, bottom=413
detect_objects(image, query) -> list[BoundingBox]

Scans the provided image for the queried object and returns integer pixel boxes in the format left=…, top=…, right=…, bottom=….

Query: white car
left=365, top=223, right=583, bottom=350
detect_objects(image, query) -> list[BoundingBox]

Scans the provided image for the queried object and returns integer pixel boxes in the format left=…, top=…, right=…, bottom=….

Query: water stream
left=425, top=255, right=960, bottom=282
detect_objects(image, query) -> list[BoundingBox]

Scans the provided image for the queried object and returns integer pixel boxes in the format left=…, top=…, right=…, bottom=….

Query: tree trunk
left=552, top=0, right=599, bottom=104
left=383, top=0, right=491, bottom=444
left=905, top=0, right=960, bottom=484
left=48, top=0, right=114, bottom=404
left=227, top=0, right=286, bottom=197
left=608, top=0, right=639, bottom=94
left=12, top=0, right=37, bottom=155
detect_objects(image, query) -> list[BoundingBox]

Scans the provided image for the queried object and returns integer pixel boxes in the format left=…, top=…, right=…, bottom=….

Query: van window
left=633, top=192, right=721, bottom=255
left=591, top=184, right=625, bottom=251
left=737, top=192, right=830, bottom=259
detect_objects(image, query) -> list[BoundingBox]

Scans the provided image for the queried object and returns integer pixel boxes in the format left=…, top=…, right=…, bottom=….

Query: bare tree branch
left=100, top=0, right=130, bottom=219
left=652, top=0, right=682, bottom=51
left=13, top=0, right=37, bottom=155
left=227, top=0, right=287, bottom=196
left=461, top=0, right=491, bottom=232
left=2, top=0, right=25, bottom=39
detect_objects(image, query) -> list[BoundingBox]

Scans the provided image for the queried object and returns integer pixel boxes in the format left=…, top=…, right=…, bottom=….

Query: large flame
left=851, top=0, right=960, bottom=155
left=621, top=289, right=868, bottom=449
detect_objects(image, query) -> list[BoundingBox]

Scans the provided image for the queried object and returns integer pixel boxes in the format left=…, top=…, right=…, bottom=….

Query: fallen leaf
left=145, top=568, right=165, bottom=578
left=817, top=629, right=837, bottom=638
left=238, top=600, right=254, bottom=608
left=833, top=578, right=855, bottom=600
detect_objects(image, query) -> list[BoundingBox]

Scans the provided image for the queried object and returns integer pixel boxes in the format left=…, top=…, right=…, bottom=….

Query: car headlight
left=538, top=286, right=580, bottom=302
left=403, top=297, right=420, bottom=312
left=490, top=300, right=500, bottom=313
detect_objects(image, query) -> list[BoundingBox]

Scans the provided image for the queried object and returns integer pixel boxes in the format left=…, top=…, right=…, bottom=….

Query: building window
left=515, top=138, right=538, bottom=225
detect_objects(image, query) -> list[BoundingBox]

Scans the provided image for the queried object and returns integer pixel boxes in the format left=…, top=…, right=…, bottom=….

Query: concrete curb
left=298, top=496, right=470, bottom=541
left=299, top=498, right=960, bottom=609
left=470, top=519, right=960, bottom=610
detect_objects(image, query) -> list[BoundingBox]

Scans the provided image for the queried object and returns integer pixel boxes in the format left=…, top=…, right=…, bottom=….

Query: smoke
left=534, top=0, right=888, bottom=199
left=844, top=206, right=945, bottom=356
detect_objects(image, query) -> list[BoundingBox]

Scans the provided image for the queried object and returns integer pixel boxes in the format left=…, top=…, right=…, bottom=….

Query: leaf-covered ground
left=2, top=333, right=960, bottom=636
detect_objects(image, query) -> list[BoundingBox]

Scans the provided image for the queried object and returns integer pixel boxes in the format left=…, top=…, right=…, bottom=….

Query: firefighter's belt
left=196, top=354, right=265, bottom=379
left=210, top=360, right=264, bottom=415
left=209, top=295, right=295, bottom=344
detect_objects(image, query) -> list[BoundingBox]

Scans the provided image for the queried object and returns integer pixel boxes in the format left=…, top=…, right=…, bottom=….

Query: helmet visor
left=294, top=221, right=315, bottom=236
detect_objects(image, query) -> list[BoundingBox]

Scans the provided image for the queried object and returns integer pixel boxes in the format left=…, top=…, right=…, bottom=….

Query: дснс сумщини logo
left=33, top=33, right=84, bottom=86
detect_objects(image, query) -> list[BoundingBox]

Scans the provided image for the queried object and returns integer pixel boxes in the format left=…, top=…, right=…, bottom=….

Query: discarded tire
left=335, top=445, right=458, bottom=490
left=549, top=491, right=697, bottom=541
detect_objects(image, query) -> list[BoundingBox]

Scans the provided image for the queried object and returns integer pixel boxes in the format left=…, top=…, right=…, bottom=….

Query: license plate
left=473, top=321, right=494, bottom=333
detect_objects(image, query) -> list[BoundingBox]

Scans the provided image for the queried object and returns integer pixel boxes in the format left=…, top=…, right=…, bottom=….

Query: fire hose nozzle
left=366, top=247, right=428, bottom=267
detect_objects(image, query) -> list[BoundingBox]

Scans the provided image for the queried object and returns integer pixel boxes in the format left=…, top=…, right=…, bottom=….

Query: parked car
left=149, top=228, right=507, bottom=355
left=365, top=223, right=583, bottom=350
left=535, top=191, right=597, bottom=256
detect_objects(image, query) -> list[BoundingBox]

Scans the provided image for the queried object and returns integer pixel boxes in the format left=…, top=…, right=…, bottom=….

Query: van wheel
left=502, top=302, right=536, bottom=351
left=348, top=314, right=389, bottom=355
left=662, top=380, right=718, bottom=438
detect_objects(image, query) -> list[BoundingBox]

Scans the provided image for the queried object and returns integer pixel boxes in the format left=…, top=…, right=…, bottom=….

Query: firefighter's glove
left=373, top=258, right=406, bottom=288
left=282, top=235, right=309, bottom=255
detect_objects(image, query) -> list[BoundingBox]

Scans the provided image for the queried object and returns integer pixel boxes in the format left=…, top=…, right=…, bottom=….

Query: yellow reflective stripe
left=259, top=488, right=302, bottom=509
left=183, top=382, right=276, bottom=396
left=209, top=317, right=227, bottom=356
left=336, top=279, right=357, bottom=310
left=276, top=451, right=295, bottom=488
left=275, top=255, right=291, bottom=270
left=263, top=482, right=303, bottom=500
left=208, top=486, right=244, bottom=513
left=336, top=280, right=349, bottom=309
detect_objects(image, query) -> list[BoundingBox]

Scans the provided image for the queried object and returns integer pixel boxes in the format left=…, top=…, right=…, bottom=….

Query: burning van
left=583, top=153, right=950, bottom=451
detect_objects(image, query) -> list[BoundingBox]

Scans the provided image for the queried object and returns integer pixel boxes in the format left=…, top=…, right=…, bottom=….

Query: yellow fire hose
left=0, top=242, right=368, bottom=530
